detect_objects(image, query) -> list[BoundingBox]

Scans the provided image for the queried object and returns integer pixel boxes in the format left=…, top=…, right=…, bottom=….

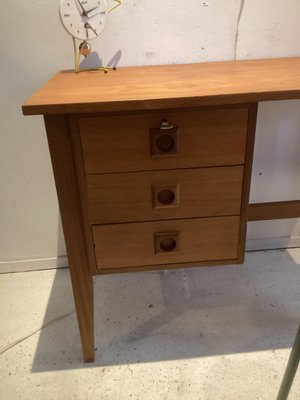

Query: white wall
left=1, top=0, right=300, bottom=272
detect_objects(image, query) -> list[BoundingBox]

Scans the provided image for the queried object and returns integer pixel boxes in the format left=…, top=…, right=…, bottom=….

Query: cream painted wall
left=1, top=0, right=300, bottom=271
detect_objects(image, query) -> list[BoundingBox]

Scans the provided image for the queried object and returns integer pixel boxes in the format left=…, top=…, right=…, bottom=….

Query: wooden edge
left=22, top=91, right=300, bottom=116
left=95, top=258, right=240, bottom=275
left=23, top=102, right=255, bottom=117
left=248, top=200, right=300, bottom=221
left=57, top=103, right=257, bottom=119
left=68, top=115, right=98, bottom=275
left=237, top=103, right=258, bottom=263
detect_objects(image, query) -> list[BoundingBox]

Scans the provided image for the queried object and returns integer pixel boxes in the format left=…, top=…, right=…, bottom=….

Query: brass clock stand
left=72, top=37, right=115, bottom=73
left=72, top=0, right=121, bottom=73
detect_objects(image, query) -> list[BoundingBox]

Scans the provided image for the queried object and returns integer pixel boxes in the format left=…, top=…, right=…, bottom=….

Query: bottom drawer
left=93, top=216, right=240, bottom=270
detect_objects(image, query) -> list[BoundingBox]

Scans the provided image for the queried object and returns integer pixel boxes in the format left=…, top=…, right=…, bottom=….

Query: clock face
left=60, top=0, right=108, bottom=41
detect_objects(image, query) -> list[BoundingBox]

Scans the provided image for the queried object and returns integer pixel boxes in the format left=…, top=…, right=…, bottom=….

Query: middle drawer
left=86, top=166, right=244, bottom=224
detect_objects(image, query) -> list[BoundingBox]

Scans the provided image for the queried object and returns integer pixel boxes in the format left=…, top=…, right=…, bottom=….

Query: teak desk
left=23, top=57, right=300, bottom=362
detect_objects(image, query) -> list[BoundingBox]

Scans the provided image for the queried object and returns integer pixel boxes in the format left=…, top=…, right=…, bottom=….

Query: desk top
left=23, top=57, right=300, bottom=115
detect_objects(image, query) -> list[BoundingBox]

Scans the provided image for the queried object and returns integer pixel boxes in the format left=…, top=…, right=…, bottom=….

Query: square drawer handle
left=152, top=184, right=180, bottom=208
left=150, top=119, right=179, bottom=157
left=155, top=232, right=180, bottom=255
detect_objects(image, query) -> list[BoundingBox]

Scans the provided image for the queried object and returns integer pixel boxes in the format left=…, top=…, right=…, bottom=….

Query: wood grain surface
left=86, top=166, right=244, bottom=224
left=237, top=104, right=258, bottom=263
left=68, top=116, right=98, bottom=275
left=23, top=58, right=300, bottom=115
left=44, top=115, right=94, bottom=362
left=93, top=216, right=240, bottom=269
left=80, top=107, right=248, bottom=173
left=248, top=200, right=300, bottom=221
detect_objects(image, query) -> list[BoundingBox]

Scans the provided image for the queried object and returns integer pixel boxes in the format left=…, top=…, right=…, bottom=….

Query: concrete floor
left=0, top=249, right=299, bottom=399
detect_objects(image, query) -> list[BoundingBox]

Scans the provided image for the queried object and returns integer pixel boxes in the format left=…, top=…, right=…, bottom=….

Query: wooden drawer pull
left=160, top=238, right=177, bottom=252
left=150, top=119, right=179, bottom=157
left=155, top=232, right=180, bottom=255
left=156, top=134, right=175, bottom=153
left=157, top=189, right=175, bottom=205
left=152, top=183, right=180, bottom=208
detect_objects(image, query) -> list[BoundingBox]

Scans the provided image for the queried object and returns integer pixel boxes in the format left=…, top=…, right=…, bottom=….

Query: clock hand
left=84, top=22, right=97, bottom=36
left=73, top=0, right=87, bottom=16
left=86, top=6, right=99, bottom=15
left=87, top=10, right=106, bottom=20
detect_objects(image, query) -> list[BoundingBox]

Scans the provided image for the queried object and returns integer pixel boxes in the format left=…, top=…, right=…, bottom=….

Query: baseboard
left=0, top=256, right=68, bottom=274
left=246, top=236, right=300, bottom=251
left=1, top=236, right=300, bottom=273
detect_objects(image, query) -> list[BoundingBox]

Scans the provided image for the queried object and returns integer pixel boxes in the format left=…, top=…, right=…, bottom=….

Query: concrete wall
left=1, top=0, right=300, bottom=272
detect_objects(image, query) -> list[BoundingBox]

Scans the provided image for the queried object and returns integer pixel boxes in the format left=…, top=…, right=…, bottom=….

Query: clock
left=60, top=0, right=108, bottom=41
left=59, top=0, right=121, bottom=73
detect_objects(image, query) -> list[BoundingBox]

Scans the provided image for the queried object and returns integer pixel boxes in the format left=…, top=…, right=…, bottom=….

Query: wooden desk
left=23, top=57, right=300, bottom=362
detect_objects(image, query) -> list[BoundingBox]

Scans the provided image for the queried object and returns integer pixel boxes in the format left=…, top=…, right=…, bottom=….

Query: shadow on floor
left=32, top=249, right=300, bottom=372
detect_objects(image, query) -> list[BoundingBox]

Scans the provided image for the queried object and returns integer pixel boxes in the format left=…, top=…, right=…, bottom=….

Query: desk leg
left=44, top=115, right=94, bottom=363
left=277, top=325, right=300, bottom=400
left=238, top=103, right=258, bottom=262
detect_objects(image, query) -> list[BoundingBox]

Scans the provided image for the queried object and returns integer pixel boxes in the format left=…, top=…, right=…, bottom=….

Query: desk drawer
left=80, top=108, right=248, bottom=174
left=93, top=216, right=240, bottom=269
left=87, top=166, right=244, bottom=224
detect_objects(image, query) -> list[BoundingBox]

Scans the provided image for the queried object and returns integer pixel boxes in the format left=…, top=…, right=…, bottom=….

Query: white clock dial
left=60, top=0, right=108, bottom=41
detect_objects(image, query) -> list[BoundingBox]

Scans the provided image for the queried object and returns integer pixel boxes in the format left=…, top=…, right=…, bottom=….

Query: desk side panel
left=44, top=115, right=94, bottom=362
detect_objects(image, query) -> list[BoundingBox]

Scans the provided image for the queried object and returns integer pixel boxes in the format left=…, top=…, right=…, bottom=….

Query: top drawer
left=79, top=107, right=248, bottom=174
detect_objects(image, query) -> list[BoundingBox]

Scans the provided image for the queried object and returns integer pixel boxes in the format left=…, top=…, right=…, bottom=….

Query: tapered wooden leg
left=238, top=103, right=258, bottom=263
left=277, top=325, right=300, bottom=400
left=69, top=270, right=94, bottom=362
left=44, top=115, right=95, bottom=362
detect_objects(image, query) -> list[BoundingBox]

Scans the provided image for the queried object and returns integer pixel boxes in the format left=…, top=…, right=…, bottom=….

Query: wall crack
left=234, top=0, right=246, bottom=60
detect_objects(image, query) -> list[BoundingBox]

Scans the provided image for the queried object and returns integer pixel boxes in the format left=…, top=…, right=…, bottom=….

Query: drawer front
left=80, top=108, right=248, bottom=174
left=93, top=216, right=240, bottom=269
left=87, top=166, right=244, bottom=224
